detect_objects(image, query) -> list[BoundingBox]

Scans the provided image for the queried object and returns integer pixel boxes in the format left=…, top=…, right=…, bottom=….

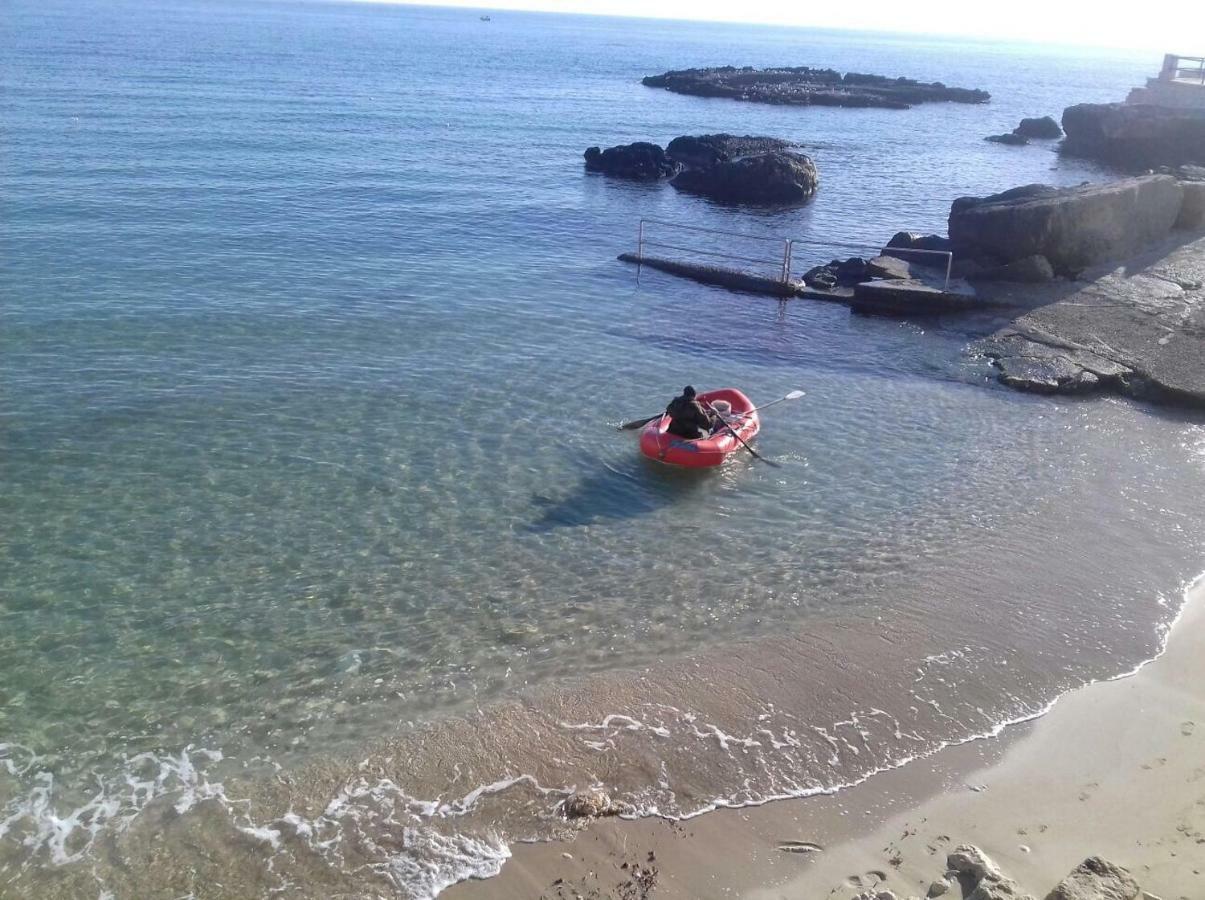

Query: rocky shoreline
left=590, top=59, right=1205, bottom=412
left=642, top=65, right=990, bottom=109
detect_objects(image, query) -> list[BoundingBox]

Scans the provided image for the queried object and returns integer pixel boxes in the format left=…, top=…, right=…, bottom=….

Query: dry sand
left=448, top=579, right=1205, bottom=899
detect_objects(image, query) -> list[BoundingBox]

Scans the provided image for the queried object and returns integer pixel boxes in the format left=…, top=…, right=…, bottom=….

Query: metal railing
left=634, top=218, right=953, bottom=290
left=637, top=218, right=793, bottom=281
left=1161, top=54, right=1205, bottom=84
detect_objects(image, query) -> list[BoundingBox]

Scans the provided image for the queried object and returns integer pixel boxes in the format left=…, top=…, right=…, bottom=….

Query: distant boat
left=480, top=15, right=491, bottom=21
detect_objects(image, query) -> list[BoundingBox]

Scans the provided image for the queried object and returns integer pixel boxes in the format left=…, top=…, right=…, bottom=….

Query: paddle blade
left=618, top=414, right=659, bottom=431
left=784, top=389, right=805, bottom=400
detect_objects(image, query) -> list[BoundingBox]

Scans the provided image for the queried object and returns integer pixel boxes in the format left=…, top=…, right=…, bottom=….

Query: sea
left=2, top=1, right=1203, bottom=897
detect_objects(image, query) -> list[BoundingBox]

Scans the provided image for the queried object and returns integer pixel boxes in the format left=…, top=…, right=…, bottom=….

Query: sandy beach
left=450, top=577, right=1205, bottom=900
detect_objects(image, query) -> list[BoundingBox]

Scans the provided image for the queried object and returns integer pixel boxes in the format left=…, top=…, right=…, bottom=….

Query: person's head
left=682, top=385, right=696, bottom=399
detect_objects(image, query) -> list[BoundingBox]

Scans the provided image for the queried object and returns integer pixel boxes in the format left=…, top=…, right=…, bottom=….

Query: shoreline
left=448, top=573, right=1205, bottom=899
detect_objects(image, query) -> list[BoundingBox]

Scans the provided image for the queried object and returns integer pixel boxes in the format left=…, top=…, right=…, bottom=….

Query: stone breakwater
left=974, top=233, right=1205, bottom=406
left=642, top=66, right=990, bottom=109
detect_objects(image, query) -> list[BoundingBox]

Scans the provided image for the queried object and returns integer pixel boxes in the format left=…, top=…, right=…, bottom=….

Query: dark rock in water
left=666, top=133, right=795, bottom=168
left=887, top=231, right=953, bottom=253
left=804, top=257, right=871, bottom=288
left=643, top=65, right=989, bottom=109
left=1043, top=856, right=1141, bottom=900
left=1062, top=102, right=1205, bottom=168
left=671, top=150, right=819, bottom=205
left=1014, top=115, right=1062, bottom=139
left=583, top=142, right=681, bottom=180
left=986, top=132, right=1029, bottom=145
left=885, top=232, right=954, bottom=268
left=948, top=175, right=1184, bottom=275
left=803, top=265, right=838, bottom=289
left=835, top=256, right=870, bottom=283
left=969, top=254, right=1055, bottom=283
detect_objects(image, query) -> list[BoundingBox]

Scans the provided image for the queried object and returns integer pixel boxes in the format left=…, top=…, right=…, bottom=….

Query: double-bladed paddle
left=701, top=400, right=778, bottom=466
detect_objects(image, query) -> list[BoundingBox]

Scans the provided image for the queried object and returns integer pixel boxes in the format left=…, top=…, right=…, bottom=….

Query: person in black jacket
left=665, top=385, right=715, bottom=439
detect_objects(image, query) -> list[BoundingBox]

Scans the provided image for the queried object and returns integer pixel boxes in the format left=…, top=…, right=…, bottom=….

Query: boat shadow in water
left=525, top=455, right=713, bottom=532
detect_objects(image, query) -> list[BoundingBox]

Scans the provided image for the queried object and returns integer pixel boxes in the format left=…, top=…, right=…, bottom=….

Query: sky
left=356, top=0, right=1201, bottom=50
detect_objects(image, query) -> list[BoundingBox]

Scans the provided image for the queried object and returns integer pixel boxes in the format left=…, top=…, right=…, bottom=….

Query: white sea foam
left=6, top=577, right=1202, bottom=899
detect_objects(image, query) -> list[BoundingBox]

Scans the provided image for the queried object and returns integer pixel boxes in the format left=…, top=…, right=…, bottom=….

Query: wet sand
left=449, top=578, right=1205, bottom=899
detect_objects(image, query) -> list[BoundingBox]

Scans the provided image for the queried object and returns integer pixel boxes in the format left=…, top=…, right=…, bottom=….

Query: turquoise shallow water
left=2, top=2, right=1204, bottom=896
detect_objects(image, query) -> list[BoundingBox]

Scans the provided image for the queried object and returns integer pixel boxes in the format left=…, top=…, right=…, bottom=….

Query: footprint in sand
left=926, top=834, right=952, bottom=855
left=846, top=870, right=889, bottom=889
left=777, top=840, right=824, bottom=855
left=1078, top=782, right=1099, bottom=802
left=1182, top=721, right=1196, bottom=736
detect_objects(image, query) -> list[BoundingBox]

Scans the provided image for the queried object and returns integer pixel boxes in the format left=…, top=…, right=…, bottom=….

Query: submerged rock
left=583, top=142, right=681, bottom=180
left=1044, top=857, right=1141, bottom=900
left=986, top=132, right=1029, bottom=146
left=948, top=175, right=1184, bottom=275
left=643, top=65, right=989, bottom=109
left=671, top=150, right=819, bottom=205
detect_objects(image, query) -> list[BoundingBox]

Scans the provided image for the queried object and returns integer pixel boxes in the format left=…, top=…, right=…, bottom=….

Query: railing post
left=781, top=240, right=791, bottom=283
left=636, top=219, right=645, bottom=281
left=944, top=251, right=952, bottom=291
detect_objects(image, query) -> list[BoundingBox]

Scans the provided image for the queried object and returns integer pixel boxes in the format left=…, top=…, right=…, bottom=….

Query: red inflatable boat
left=639, top=388, right=761, bottom=468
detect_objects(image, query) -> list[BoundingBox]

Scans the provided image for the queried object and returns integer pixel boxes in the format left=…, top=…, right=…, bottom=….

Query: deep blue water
left=3, top=3, right=1203, bottom=897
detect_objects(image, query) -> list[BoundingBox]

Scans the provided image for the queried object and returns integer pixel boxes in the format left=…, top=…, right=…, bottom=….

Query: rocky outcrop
left=1044, top=857, right=1141, bottom=900
left=1062, top=102, right=1205, bottom=168
left=974, top=233, right=1205, bottom=406
left=1015, top=115, right=1063, bottom=139
left=986, top=132, right=1029, bottom=145
left=583, top=142, right=681, bottom=180
left=948, top=176, right=1185, bottom=275
left=585, top=133, right=817, bottom=204
left=642, top=66, right=989, bottom=109
left=671, top=150, right=819, bottom=205
left=665, top=133, right=794, bottom=168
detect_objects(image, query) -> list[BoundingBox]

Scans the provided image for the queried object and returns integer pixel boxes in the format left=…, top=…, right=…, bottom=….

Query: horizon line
left=321, top=0, right=1174, bottom=54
